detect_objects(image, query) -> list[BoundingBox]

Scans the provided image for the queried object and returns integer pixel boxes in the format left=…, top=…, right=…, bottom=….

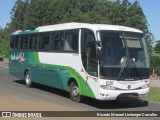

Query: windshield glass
left=99, top=31, right=150, bottom=80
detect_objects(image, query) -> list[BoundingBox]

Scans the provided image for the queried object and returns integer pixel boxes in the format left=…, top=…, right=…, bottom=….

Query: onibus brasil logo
left=10, top=52, right=25, bottom=62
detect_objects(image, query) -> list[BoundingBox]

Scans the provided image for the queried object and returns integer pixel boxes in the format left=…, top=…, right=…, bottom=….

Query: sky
left=0, top=0, right=159, bottom=41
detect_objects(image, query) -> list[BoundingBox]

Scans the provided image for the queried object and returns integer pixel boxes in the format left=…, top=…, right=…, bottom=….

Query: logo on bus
left=11, top=52, right=25, bottom=62
left=127, top=85, right=131, bottom=90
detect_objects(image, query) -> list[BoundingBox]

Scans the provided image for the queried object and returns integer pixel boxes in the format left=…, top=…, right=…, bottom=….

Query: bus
left=9, top=22, right=150, bottom=102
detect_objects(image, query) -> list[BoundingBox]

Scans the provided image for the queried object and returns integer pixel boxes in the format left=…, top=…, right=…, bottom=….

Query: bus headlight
left=141, top=84, right=149, bottom=89
left=100, top=85, right=116, bottom=90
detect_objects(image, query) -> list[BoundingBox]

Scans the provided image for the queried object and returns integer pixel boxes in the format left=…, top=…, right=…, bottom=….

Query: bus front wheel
left=24, top=71, right=32, bottom=87
left=70, top=82, right=81, bottom=102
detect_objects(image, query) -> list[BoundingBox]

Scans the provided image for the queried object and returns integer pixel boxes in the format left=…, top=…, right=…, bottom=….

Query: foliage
left=150, top=41, right=160, bottom=72
left=0, top=28, right=9, bottom=57
left=154, top=40, right=160, bottom=52
left=150, top=53, right=160, bottom=73
left=145, top=87, right=160, bottom=103
left=0, top=0, right=155, bottom=58
left=0, top=40, right=9, bottom=57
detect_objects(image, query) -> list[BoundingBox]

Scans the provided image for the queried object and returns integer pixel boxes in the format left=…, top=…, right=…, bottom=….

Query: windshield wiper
left=117, top=56, right=133, bottom=80
left=117, top=55, right=143, bottom=81
left=127, top=58, right=142, bottom=80
left=116, top=33, right=129, bottom=80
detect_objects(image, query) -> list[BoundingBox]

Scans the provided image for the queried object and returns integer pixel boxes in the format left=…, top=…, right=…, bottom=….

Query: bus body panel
left=98, top=78, right=149, bottom=100
left=9, top=51, right=96, bottom=98
left=9, top=50, right=149, bottom=100
left=9, top=23, right=150, bottom=101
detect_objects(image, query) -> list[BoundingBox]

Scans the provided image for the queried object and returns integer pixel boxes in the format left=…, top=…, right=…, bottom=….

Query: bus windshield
left=99, top=31, right=150, bottom=80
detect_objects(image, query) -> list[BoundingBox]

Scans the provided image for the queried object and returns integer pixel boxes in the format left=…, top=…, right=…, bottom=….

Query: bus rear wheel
left=70, top=82, right=81, bottom=102
left=24, top=71, right=32, bottom=87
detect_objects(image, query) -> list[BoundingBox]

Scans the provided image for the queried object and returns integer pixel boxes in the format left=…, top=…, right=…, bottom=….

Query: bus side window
left=51, top=32, right=64, bottom=51
left=14, top=36, right=20, bottom=49
left=50, top=33, right=55, bottom=50
left=21, top=35, right=28, bottom=49
left=10, top=36, right=14, bottom=49
left=39, top=33, right=50, bottom=50
left=29, top=34, right=39, bottom=50
left=64, top=30, right=79, bottom=52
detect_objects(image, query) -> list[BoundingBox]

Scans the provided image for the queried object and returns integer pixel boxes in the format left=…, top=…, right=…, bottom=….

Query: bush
left=0, top=40, right=9, bottom=57
left=150, top=56, right=160, bottom=73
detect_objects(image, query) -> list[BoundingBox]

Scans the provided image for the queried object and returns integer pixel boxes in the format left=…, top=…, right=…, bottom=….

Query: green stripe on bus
left=31, top=52, right=95, bottom=98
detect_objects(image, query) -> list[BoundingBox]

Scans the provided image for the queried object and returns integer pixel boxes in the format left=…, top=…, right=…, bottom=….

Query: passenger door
left=81, top=29, right=98, bottom=77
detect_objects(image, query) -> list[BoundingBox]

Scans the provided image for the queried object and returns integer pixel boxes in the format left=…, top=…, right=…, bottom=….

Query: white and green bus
left=9, top=22, right=150, bottom=102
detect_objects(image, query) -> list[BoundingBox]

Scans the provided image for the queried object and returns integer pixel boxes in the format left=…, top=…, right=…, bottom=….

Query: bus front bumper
left=97, top=88, right=149, bottom=100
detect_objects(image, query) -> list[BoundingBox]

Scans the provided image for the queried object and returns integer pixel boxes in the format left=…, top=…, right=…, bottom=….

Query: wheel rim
left=26, top=74, right=30, bottom=85
left=72, top=86, right=79, bottom=97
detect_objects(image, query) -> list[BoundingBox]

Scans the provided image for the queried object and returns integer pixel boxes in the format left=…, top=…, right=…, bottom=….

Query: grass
left=145, top=87, right=160, bottom=103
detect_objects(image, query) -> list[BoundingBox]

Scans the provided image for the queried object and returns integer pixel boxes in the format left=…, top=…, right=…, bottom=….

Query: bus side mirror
left=96, top=47, right=102, bottom=60
left=96, top=41, right=102, bottom=60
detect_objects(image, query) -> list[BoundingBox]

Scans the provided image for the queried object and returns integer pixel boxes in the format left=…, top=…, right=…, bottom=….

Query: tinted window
left=21, top=35, right=28, bottom=49
left=10, top=36, right=14, bottom=49
left=39, top=33, right=50, bottom=50
left=15, top=36, right=20, bottom=49
left=81, top=30, right=95, bottom=54
left=29, top=34, right=39, bottom=49
left=64, top=30, right=78, bottom=52
left=81, top=29, right=98, bottom=76
left=51, top=32, right=64, bottom=50
left=100, top=31, right=125, bottom=66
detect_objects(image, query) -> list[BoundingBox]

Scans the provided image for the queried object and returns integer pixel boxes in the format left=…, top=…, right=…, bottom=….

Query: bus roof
left=36, top=22, right=143, bottom=33
left=11, top=22, right=143, bottom=35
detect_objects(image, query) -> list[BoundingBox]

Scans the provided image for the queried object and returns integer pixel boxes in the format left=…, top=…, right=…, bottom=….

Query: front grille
left=116, top=93, right=139, bottom=100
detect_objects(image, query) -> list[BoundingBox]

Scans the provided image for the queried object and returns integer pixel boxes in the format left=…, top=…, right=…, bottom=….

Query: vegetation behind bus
left=145, top=86, right=160, bottom=103
left=0, top=0, right=155, bottom=67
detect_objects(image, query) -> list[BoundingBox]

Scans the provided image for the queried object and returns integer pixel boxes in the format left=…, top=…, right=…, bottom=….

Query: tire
left=70, top=82, right=81, bottom=102
left=24, top=71, right=32, bottom=87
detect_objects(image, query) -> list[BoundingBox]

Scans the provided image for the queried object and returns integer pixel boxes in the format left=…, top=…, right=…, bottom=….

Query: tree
left=0, top=27, right=9, bottom=56
left=0, top=0, right=155, bottom=58
left=154, top=41, right=160, bottom=52
left=10, top=0, right=29, bottom=31
left=127, top=1, right=154, bottom=55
